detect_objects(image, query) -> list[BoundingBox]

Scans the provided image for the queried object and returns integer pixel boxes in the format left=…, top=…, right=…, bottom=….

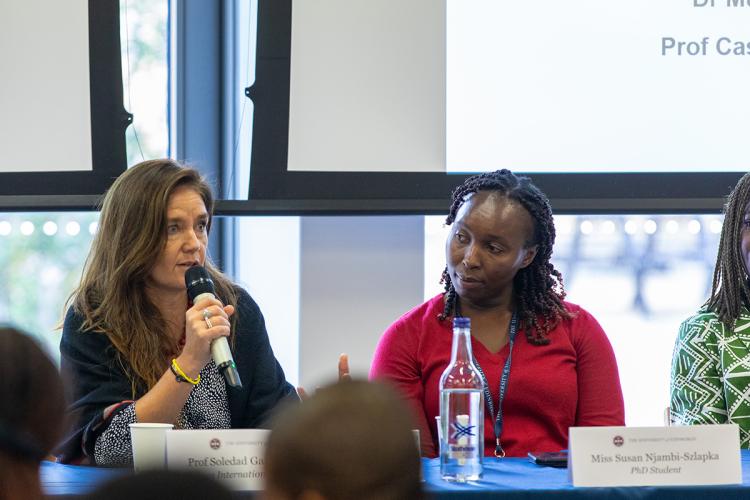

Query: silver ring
left=203, top=309, right=213, bottom=329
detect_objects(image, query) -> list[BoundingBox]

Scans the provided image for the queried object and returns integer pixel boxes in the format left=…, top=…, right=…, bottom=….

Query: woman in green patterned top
left=671, top=172, right=750, bottom=448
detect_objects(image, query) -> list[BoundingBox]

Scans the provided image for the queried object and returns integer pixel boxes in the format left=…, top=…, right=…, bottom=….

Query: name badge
left=166, top=429, right=270, bottom=490
left=569, top=425, right=741, bottom=487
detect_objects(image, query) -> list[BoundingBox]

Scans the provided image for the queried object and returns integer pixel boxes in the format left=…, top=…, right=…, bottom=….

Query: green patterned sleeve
left=670, top=312, right=728, bottom=426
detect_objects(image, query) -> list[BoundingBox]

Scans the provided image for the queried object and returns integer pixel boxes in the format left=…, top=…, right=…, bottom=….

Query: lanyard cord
left=468, top=312, right=519, bottom=458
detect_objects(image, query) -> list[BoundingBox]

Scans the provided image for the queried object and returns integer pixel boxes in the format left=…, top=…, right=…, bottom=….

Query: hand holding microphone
left=185, top=266, right=243, bottom=388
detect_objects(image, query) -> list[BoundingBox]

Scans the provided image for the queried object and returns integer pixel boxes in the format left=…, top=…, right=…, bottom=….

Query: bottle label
left=450, top=419, right=476, bottom=439
left=449, top=445, right=477, bottom=460
left=448, top=416, right=477, bottom=459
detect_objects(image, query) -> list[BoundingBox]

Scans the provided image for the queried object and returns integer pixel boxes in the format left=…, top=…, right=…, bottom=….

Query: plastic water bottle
left=439, top=317, right=484, bottom=482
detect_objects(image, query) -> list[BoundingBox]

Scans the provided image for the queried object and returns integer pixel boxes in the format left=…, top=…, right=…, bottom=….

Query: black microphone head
left=185, top=265, right=216, bottom=301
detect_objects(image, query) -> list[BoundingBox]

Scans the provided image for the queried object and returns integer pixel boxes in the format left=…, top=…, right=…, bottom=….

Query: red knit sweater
left=370, top=294, right=625, bottom=457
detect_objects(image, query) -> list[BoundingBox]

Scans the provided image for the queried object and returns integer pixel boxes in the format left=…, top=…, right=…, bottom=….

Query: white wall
left=236, top=215, right=424, bottom=390
left=236, top=216, right=301, bottom=385
left=299, top=216, right=424, bottom=388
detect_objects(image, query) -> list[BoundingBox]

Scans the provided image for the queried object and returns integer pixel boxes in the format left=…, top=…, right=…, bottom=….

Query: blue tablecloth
left=42, top=451, right=750, bottom=498
left=422, top=450, right=750, bottom=499
left=41, top=462, right=129, bottom=497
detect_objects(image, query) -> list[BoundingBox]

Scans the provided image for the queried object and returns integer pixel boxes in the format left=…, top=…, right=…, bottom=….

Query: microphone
left=185, top=265, right=243, bottom=389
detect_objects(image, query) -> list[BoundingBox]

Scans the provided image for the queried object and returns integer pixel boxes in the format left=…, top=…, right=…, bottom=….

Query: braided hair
left=706, top=172, right=750, bottom=326
left=438, top=169, right=570, bottom=345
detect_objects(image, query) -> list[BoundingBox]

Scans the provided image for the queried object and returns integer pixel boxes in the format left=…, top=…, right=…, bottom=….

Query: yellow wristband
left=171, top=358, right=201, bottom=385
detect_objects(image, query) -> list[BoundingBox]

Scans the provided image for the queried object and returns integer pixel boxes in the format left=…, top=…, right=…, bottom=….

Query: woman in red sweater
left=370, top=170, right=624, bottom=458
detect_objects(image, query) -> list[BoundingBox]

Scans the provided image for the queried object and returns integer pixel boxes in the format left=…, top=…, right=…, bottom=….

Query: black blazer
left=57, top=287, right=298, bottom=463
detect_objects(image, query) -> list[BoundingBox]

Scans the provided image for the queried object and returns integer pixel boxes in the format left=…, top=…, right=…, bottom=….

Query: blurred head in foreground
left=0, top=326, right=66, bottom=500
left=264, top=380, right=422, bottom=500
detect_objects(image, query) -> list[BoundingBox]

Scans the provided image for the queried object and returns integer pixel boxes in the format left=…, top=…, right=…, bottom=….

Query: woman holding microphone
left=371, top=170, right=625, bottom=457
left=59, top=159, right=297, bottom=465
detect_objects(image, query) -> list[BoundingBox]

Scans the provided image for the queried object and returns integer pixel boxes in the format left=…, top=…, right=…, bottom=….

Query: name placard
left=166, top=429, right=270, bottom=490
left=569, top=425, right=741, bottom=487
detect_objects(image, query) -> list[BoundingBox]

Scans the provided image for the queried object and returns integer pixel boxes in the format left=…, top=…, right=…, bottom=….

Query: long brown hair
left=0, top=327, right=66, bottom=500
left=67, top=159, right=237, bottom=392
left=706, top=172, right=750, bottom=326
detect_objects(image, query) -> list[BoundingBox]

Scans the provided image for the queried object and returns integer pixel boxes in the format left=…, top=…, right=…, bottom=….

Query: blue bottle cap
left=453, top=317, right=470, bottom=329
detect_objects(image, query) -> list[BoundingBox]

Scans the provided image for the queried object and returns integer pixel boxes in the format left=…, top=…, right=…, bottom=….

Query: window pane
left=120, top=0, right=168, bottom=164
left=0, top=2, right=168, bottom=362
left=0, top=214, right=98, bottom=359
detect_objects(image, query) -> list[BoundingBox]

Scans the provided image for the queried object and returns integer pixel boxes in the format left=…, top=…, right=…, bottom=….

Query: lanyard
left=471, top=311, right=518, bottom=458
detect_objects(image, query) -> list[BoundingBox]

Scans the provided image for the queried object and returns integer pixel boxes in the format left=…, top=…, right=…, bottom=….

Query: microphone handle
left=193, top=292, right=243, bottom=388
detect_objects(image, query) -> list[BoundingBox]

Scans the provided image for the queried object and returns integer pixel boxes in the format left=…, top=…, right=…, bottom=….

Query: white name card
left=569, top=425, right=741, bottom=487
left=166, top=429, right=270, bottom=491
